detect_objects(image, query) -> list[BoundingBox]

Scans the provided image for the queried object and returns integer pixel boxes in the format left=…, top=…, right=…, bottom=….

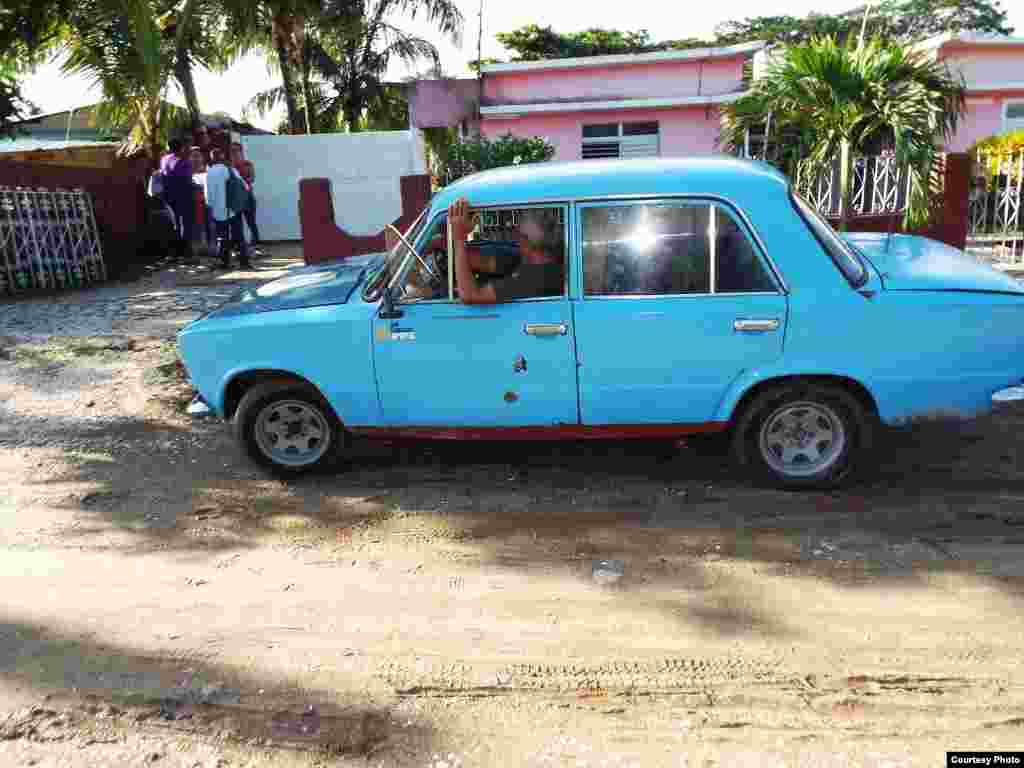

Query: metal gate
left=967, top=150, right=1024, bottom=266
left=0, top=187, right=106, bottom=295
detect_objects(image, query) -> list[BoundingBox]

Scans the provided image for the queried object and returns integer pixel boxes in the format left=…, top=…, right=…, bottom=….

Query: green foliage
left=970, top=129, right=1024, bottom=156
left=491, top=0, right=1012, bottom=66
left=235, top=0, right=462, bottom=134
left=715, top=0, right=1013, bottom=46
left=435, top=133, right=555, bottom=186
left=60, top=0, right=198, bottom=159
left=969, top=129, right=1024, bottom=180
left=721, top=35, right=966, bottom=229
left=0, top=61, right=30, bottom=139
left=493, top=24, right=714, bottom=63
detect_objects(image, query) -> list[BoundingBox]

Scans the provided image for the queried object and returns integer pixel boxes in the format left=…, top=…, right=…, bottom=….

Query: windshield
left=790, top=192, right=868, bottom=288
left=363, top=206, right=429, bottom=300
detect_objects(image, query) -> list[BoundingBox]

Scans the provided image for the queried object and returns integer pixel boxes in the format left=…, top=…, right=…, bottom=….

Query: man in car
left=446, top=197, right=563, bottom=304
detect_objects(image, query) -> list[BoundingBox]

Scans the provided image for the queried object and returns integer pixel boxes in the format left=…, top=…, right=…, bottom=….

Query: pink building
left=405, top=33, right=1024, bottom=161
left=476, top=42, right=763, bottom=161
left=918, top=32, right=1024, bottom=151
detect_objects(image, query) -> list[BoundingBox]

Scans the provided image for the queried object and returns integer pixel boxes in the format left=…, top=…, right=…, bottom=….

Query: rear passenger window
left=714, top=207, right=777, bottom=293
left=582, top=202, right=711, bottom=296
left=581, top=200, right=777, bottom=296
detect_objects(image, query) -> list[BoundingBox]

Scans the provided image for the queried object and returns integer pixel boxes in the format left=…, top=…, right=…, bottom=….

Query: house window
left=1005, top=101, right=1024, bottom=133
left=581, top=122, right=659, bottom=160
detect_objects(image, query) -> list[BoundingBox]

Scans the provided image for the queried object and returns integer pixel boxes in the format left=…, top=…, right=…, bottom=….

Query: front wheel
left=731, top=383, right=873, bottom=490
left=234, top=379, right=347, bottom=474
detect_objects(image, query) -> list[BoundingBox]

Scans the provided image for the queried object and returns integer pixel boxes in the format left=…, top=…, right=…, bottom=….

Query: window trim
left=393, top=203, right=571, bottom=305
left=1003, top=98, right=1024, bottom=133
left=576, top=197, right=784, bottom=299
left=789, top=190, right=869, bottom=289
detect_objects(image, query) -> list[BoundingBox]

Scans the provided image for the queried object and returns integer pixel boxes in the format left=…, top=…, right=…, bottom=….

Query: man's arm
left=448, top=198, right=497, bottom=304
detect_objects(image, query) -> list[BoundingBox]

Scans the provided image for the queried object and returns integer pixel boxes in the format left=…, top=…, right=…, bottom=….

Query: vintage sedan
left=176, top=157, right=1024, bottom=489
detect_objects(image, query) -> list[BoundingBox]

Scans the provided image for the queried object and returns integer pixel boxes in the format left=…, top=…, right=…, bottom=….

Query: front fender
left=215, top=363, right=335, bottom=419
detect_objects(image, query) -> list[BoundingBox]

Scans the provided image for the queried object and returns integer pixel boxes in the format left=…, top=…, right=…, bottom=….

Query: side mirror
left=378, top=285, right=404, bottom=320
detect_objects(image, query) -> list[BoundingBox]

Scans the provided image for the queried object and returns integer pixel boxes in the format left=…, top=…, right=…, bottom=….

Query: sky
left=20, top=0, right=1024, bottom=132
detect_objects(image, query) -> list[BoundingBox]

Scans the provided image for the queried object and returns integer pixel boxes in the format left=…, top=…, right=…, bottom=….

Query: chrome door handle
left=734, top=318, right=780, bottom=333
left=524, top=322, right=568, bottom=337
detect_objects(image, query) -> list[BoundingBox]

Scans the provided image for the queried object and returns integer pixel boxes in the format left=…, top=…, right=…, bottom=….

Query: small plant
left=436, top=132, right=555, bottom=186
left=969, top=129, right=1024, bottom=183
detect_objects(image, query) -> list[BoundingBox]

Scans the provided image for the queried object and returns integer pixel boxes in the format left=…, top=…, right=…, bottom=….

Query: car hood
left=203, top=253, right=385, bottom=320
left=844, top=233, right=1024, bottom=295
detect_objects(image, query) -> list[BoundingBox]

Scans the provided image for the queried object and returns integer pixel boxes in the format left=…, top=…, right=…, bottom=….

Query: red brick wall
left=0, top=158, right=150, bottom=279
left=830, top=153, right=971, bottom=250
left=299, top=175, right=433, bottom=265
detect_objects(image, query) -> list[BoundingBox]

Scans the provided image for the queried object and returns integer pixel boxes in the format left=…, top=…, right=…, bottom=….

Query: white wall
left=241, top=130, right=426, bottom=242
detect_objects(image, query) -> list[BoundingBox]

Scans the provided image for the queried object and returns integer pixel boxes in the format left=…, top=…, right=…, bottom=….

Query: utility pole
left=476, top=0, right=484, bottom=134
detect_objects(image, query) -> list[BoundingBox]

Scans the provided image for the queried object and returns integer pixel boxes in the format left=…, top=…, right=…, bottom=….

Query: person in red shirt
left=231, top=142, right=263, bottom=257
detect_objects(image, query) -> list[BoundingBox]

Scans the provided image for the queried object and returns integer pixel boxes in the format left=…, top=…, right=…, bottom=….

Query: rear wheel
left=234, top=379, right=346, bottom=474
left=731, top=382, right=873, bottom=490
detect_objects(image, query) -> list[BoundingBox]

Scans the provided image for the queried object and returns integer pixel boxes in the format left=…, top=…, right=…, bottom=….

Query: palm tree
left=240, top=0, right=462, bottom=134
left=61, top=0, right=193, bottom=163
left=721, top=35, right=966, bottom=229
left=217, top=0, right=328, bottom=134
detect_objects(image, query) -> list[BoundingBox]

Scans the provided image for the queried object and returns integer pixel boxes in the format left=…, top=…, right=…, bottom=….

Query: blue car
left=176, top=157, right=1024, bottom=489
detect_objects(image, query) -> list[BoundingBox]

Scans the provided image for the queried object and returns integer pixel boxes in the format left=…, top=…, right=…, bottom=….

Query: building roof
left=480, top=92, right=746, bottom=118
left=0, top=138, right=120, bottom=154
left=429, top=156, right=788, bottom=211
left=914, top=32, right=1024, bottom=53
left=479, top=41, right=765, bottom=75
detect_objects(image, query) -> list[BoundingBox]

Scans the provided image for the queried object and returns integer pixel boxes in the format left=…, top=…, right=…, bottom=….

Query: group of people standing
left=150, top=127, right=263, bottom=269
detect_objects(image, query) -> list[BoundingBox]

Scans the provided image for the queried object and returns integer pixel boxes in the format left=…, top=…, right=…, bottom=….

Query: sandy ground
left=1, top=249, right=1024, bottom=767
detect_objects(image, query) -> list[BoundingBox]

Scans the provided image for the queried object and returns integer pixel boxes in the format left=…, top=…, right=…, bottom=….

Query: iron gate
left=0, top=186, right=106, bottom=295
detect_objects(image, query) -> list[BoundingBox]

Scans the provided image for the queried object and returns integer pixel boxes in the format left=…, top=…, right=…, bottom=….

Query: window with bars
left=581, top=122, right=659, bottom=160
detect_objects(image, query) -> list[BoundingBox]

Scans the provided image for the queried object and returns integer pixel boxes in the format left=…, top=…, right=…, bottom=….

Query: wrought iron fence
left=0, top=187, right=106, bottom=295
left=967, top=149, right=1024, bottom=265
left=740, top=140, right=913, bottom=218
left=792, top=154, right=912, bottom=217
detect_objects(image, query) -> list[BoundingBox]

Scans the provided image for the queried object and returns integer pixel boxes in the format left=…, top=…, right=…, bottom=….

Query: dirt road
left=1, top=253, right=1023, bottom=767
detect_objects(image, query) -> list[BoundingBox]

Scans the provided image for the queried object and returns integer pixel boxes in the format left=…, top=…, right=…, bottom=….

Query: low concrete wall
left=298, top=175, right=432, bottom=265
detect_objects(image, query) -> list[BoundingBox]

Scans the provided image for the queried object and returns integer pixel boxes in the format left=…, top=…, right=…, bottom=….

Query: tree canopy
left=721, top=35, right=967, bottom=229
left=488, top=0, right=1014, bottom=65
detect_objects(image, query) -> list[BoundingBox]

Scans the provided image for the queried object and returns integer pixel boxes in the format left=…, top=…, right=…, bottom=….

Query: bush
left=435, top=132, right=555, bottom=186
left=968, top=129, right=1024, bottom=181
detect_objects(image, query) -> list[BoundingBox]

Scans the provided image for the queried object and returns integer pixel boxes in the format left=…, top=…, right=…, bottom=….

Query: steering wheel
left=426, top=246, right=448, bottom=282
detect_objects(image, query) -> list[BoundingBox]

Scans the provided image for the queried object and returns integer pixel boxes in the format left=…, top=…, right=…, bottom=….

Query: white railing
left=967, top=149, right=1024, bottom=267
left=0, top=187, right=106, bottom=295
left=740, top=139, right=914, bottom=218
left=792, top=154, right=912, bottom=218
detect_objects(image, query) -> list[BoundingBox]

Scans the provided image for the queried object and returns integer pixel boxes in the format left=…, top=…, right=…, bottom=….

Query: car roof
left=429, top=155, right=790, bottom=212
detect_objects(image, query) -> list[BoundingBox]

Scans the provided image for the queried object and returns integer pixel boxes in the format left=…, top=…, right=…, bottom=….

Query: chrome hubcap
left=759, top=401, right=846, bottom=478
left=254, top=400, right=330, bottom=467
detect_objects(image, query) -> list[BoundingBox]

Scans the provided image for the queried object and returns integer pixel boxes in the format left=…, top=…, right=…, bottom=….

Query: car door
left=372, top=205, right=580, bottom=428
left=573, top=198, right=788, bottom=425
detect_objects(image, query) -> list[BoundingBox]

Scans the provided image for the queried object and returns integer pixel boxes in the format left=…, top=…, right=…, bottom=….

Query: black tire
left=731, top=382, right=874, bottom=490
left=233, top=378, right=347, bottom=475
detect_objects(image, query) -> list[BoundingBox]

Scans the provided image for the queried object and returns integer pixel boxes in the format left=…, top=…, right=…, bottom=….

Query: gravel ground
left=3, top=246, right=1024, bottom=767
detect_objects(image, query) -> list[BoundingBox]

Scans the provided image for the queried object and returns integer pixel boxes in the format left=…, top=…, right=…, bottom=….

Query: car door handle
left=524, top=322, right=568, bottom=337
left=734, top=318, right=780, bottom=333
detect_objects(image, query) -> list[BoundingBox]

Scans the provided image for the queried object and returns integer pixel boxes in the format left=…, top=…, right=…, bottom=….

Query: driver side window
left=397, top=214, right=449, bottom=302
